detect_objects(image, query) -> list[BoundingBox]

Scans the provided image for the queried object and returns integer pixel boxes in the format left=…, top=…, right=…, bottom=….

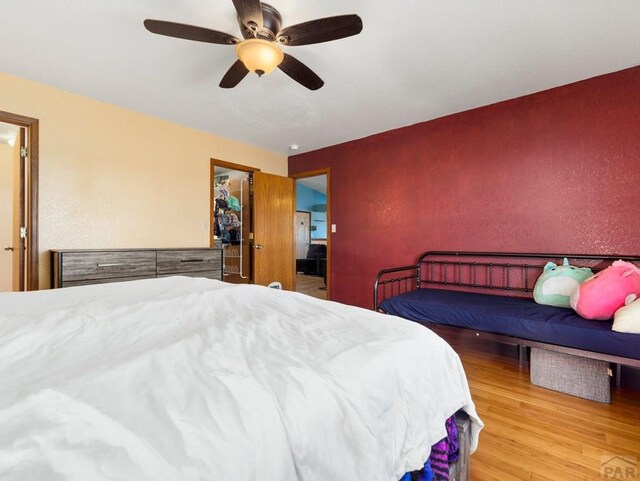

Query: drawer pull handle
left=97, top=263, right=125, bottom=268
left=181, top=259, right=204, bottom=263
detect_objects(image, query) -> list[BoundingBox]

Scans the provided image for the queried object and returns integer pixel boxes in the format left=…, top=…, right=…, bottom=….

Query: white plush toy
left=612, top=298, right=640, bottom=334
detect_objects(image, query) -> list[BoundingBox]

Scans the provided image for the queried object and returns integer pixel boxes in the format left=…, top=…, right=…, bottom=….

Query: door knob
left=254, top=244, right=263, bottom=250
left=4, top=246, right=13, bottom=251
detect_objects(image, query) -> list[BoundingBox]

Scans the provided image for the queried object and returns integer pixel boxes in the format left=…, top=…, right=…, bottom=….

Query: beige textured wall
left=0, top=73, right=288, bottom=288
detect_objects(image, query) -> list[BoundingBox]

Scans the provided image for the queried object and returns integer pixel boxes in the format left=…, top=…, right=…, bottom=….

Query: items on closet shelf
left=214, top=179, right=243, bottom=246
left=214, top=174, right=251, bottom=280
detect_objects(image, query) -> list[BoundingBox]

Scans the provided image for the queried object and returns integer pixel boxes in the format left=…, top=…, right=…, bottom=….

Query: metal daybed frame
left=374, top=251, right=640, bottom=380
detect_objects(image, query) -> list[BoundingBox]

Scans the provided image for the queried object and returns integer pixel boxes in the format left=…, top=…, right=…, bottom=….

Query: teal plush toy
left=533, top=258, right=593, bottom=308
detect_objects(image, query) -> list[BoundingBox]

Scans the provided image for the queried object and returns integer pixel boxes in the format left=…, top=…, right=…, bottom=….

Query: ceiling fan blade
left=277, top=15, right=362, bottom=46
left=219, top=60, right=250, bottom=88
left=232, top=0, right=263, bottom=31
left=144, top=19, right=239, bottom=45
left=278, top=54, right=324, bottom=91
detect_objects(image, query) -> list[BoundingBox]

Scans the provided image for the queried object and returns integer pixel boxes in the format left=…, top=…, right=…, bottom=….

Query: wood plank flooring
left=296, top=273, right=326, bottom=300
left=439, top=331, right=640, bottom=481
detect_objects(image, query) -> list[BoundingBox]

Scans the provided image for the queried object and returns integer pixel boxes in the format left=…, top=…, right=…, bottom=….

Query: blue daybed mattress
left=380, top=288, right=640, bottom=360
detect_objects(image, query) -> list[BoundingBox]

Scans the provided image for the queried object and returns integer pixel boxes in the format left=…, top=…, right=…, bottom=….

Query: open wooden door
left=252, top=172, right=295, bottom=290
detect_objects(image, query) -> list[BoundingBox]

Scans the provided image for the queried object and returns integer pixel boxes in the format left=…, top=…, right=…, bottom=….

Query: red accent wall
left=289, top=66, right=640, bottom=309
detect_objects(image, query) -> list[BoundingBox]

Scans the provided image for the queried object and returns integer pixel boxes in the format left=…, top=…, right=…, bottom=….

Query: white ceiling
left=0, top=122, right=19, bottom=146
left=1, top=1, right=639, bottom=155
left=296, top=175, right=326, bottom=195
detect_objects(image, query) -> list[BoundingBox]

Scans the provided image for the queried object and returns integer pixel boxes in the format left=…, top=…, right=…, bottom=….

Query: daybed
left=374, top=251, right=640, bottom=403
left=0, top=276, right=482, bottom=481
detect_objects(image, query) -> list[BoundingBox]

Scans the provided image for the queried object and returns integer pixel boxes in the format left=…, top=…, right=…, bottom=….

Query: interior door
left=252, top=172, right=295, bottom=290
left=295, top=211, right=311, bottom=259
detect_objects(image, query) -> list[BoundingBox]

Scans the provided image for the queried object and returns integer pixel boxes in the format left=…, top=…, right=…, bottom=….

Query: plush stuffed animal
left=613, top=298, right=640, bottom=333
left=570, top=260, right=640, bottom=320
left=533, top=258, right=593, bottom=308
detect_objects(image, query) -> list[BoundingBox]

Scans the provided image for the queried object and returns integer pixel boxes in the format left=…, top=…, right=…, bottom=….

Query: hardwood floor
left=296, top=273, right=327, bottom=300
left=439, top=332, right=640, bottom=481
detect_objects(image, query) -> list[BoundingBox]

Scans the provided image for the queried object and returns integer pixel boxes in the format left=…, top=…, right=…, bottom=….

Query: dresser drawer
left=61, top=275, right=158, bottom=288
left=59, top=251, right=157, bottom=283
left=156, top=249, right=222, bottom=276
left=157, top=271, right=222, bottom=281
left=51, top=248, right=223, bottom=288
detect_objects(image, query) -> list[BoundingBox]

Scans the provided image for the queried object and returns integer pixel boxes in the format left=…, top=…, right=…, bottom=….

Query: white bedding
left=0, top=277, right=482, bottom=481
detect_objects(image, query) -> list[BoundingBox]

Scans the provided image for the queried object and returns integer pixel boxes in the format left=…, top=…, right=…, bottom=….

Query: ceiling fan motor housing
left=239, top=3, right=282, bottom=41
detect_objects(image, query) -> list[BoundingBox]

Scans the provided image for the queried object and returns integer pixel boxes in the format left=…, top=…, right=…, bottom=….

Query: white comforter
left=0, top=277, right=481, bottom=481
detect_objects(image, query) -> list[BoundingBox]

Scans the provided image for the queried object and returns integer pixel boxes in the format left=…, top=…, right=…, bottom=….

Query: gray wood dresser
left=51, top=248, right=223, bottom=288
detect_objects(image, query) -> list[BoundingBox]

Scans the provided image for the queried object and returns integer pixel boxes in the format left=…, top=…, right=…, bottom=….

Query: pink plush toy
left=570, top=260, right=640, bottom=320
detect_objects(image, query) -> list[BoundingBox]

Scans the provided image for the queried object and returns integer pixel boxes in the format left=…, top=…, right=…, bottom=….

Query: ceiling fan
left=144, top=0, right=363, bottom=91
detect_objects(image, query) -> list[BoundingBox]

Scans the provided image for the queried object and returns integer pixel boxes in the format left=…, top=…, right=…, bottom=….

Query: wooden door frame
left=0, top=110, right=39, bottom=291
left=209, top=158, right=260, bottom=247
left=290, top=168, right=330, bottom=298
left=210, top=159, right=261, bottom=284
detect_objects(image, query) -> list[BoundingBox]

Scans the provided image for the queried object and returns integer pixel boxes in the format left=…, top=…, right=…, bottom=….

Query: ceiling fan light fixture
left=236, top=38, right=284, bottom=77
left=144, top=3, right=363, bottom=89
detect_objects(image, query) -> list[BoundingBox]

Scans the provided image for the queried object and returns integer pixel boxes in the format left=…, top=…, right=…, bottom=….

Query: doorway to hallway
left=292, top=170, right=330, bottom=300
left=0, top=111, right=39, bottom=292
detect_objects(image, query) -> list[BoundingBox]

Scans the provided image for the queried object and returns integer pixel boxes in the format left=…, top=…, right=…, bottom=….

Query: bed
left=0, top=276, right=482, bottom=480
left=374, top=251, right=640, bottom=403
